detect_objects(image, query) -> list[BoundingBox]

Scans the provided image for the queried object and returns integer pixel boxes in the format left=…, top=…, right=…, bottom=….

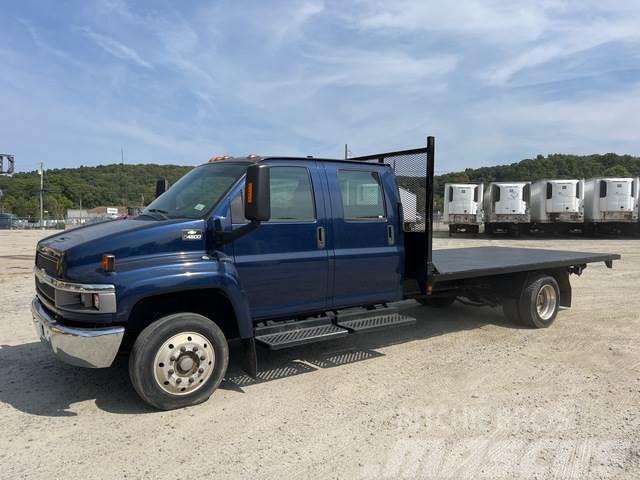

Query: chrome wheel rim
left=536, top=284, right=557, bottom=321
left=153, top=332, right=215, bottom=395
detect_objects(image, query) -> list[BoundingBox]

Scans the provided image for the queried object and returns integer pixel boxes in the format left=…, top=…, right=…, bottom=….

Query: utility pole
left=344, top=144, right=348, bottom=160
left=39, top=162, right=44, bottom=229
left=121, top=147, right=127, bottom=208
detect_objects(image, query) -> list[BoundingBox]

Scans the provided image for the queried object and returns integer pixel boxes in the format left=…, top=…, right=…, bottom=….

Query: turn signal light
left=247, top=181, right=254, bottom=204
left=102, top=254, right=116, bottom=273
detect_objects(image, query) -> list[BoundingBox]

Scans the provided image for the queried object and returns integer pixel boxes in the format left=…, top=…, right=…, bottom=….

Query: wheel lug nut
left=180, top=346, right=187, bottom=352
left=199, top=355, right=206, bottom=361
left=170, top=355, right=176, bottom=362
left=198, top=367, right=204, bottom=374
left=176, top=378, right=182, bottom=384
left=168, top=369, right=174, bottom=375
left=193, top=346, right=198, bottom=352
left=189, top=377, right=195, bottom=383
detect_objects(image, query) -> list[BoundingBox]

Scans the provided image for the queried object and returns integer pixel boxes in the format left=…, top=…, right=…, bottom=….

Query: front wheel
left=129, top=313, right=229, bottom=410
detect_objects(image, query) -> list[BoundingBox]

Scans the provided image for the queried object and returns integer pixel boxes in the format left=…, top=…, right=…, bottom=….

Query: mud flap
left=241, top=337, right=258, bottom=378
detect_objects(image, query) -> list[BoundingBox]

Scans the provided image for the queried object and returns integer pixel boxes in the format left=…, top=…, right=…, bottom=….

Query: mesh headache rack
left=350, top=136, right=436, bottom=288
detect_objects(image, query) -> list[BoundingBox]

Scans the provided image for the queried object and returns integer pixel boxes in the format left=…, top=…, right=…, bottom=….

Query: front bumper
left=31, top=297, right=124, bottom=368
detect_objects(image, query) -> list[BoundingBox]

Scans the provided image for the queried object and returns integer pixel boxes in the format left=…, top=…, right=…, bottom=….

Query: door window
left=231, top=166, right=316, bottom=223
left=270, top=166, right=316, bottom=221
left=338, top=170, right=386, bottom=219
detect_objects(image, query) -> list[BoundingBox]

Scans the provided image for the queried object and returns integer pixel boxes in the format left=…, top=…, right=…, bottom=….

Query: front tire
left=129, top=313, right=229, bottom=410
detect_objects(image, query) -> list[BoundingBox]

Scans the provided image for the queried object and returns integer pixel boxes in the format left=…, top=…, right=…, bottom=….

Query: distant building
left=65, top=206, right=128, bottom=227
left=0, top=213, right=17, bottom=229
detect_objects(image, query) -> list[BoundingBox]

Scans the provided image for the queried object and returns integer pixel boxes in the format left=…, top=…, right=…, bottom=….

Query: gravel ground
left=0, top=230, right=638, bottom=479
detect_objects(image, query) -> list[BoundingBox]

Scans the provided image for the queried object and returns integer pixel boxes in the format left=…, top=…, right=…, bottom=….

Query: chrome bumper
left=31, top=296, right=124, bottom=368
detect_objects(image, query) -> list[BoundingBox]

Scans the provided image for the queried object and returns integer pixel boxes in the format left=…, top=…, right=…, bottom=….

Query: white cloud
left=268, top=0, right=325, bottom=46
left=3, top=0, right=640, bottom=172
left=484, top=17, right=640, bottom=86
left=353, top=0, right=549, bottom=43
left=302, top=48, right=457, bottom=88
left=80, top=26, right=153, bottom=69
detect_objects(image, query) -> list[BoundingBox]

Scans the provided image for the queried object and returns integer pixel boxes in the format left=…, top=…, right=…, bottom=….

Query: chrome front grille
left=36, top=250, right=60, bottom=277
left=35, top=277, right=56, bottom=304
left=33, top=267, right=117, bottom=314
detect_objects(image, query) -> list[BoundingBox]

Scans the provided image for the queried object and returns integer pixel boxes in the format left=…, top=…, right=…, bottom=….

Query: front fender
left=114, top=255, right=253, bottom=338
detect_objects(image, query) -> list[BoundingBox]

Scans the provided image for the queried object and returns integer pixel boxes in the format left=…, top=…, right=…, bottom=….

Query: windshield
left=143, top=162, right=248, bottom=219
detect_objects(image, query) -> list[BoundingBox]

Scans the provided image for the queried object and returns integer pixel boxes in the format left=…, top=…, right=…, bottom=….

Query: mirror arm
left=214, top=220, right=261, bottom=246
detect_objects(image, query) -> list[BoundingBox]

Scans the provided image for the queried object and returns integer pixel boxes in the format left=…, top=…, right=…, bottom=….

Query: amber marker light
left=102, top=254, right=116, bottom=273
left=247, top=182, right=254, bottom=204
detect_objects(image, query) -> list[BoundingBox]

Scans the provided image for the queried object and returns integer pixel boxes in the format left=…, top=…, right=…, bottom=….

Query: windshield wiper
left=141, top=208, right=170, bottom=220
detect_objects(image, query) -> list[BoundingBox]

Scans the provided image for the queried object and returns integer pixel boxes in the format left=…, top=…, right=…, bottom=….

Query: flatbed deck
left=432, top=247, right=620, bottom=282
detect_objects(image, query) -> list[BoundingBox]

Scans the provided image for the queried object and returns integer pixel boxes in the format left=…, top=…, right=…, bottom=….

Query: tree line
left=1, top=153, right=639, bottom=218
left=0, top=164, right=192, bottom=218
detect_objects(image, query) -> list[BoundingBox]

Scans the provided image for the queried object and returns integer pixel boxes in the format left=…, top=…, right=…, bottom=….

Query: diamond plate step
left=335, top=308, right=416, bottom=333
left=255, top=318, right=349, bottom=350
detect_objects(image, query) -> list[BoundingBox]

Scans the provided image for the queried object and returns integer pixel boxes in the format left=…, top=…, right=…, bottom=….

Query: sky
left=1, top=0, right=640, bottom=173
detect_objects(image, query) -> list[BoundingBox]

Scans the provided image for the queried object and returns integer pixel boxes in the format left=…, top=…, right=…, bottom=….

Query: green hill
left=0, top=164, right=192, bottom=218
left=1, top=153, right=640, bottom=218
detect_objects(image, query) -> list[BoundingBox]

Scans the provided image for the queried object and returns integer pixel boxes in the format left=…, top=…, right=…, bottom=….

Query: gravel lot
left=1, top=230, right=638, bottom=479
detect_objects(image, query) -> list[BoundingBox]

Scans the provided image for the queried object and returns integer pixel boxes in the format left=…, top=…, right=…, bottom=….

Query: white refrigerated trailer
left=443, top=183, right=483, bottom=236
left=584, top=177, right=639, bottom=235
left=530, top=179, right=584, bottom=233
left=484, top=182, right=531, bottom=236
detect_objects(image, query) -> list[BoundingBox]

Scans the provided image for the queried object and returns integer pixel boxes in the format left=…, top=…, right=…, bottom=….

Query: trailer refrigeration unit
left=584, top=177, right=639, bottom=235
left=483, top=182, right=531, bottom=235
left=443, top=183, right=483, bottom=236
left=529, top=179, right=584, bottom=234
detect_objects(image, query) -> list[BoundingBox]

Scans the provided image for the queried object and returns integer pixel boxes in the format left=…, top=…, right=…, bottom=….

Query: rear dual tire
left=503, top=274, right=560, bottom=328
left=129, top=313, right=229, bottom=410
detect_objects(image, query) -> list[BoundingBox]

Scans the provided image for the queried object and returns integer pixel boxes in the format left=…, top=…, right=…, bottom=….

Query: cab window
left=338, top=170, right=386, bottom=220
left=231, top=166, right=316, bottom=223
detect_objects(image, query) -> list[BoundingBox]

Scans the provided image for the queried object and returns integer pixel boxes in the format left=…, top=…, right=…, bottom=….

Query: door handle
left=387, top=224, right=395, bottom=245
left=317, top=226, right=326, bottom=249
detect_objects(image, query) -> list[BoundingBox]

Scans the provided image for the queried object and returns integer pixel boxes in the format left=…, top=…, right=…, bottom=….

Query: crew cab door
left=230, top=160, right=330, bottom=319
left=323, top=163, right=403, bottom=307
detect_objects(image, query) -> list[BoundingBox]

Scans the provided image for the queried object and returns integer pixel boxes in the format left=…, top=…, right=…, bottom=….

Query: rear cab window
left=337, top=169, right=386, bottom=220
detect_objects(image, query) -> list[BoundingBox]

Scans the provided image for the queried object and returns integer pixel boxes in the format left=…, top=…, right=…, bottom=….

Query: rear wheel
left=502, top=274, right=560, bottom=328
left=129, top=313, right=229, bottom=410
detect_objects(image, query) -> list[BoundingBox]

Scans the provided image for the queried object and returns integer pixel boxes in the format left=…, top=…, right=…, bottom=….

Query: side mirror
left=155, top=179, right=169, bottom=198
left=244, top=164, right=270, bottom=222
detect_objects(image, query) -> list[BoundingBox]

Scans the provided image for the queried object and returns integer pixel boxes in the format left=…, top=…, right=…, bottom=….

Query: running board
left=335, top=307, right=416, bottom=333
left=254, top=308, right=417, bottom=350
left=255, top=318, right=349, bottom=350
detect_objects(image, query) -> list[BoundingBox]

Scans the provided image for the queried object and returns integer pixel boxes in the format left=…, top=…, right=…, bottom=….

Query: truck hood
left=38, top=217, right=208, bottom=280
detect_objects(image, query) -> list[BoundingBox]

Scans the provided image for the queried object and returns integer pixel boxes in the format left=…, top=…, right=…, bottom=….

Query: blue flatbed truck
left=31, top=137, right=620, bottom=409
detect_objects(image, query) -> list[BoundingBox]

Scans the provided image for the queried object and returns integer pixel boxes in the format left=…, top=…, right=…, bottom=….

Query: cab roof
left=203, top=155, right=392, bottom=168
